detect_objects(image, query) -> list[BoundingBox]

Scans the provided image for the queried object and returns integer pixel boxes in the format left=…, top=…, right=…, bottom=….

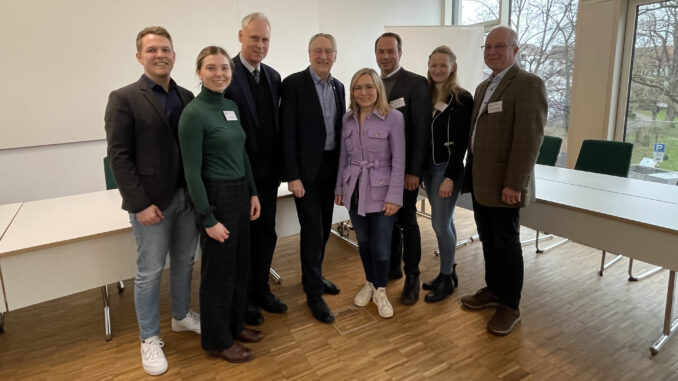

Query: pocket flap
left=367, top=129, right=388, bottom=139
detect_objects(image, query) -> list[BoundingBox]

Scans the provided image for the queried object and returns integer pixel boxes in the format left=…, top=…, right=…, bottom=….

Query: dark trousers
left=390, top=187, right=421, bottom=277
left=350, top=209, right=394, bottom=288
left=200, top=178, right=250, bottom=351
left=294, top=150, right=338, bottom=297
left=471, top=195, right=524, bottom=310
left=248, top=163, right=279, bottom=303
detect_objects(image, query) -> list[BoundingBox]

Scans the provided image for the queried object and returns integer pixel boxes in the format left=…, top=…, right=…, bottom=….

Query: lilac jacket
left=334, top=108, right=406, bottom=216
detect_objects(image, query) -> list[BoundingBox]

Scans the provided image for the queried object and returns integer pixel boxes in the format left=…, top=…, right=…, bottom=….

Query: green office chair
left=103, top=157, right=125, bottom=294
left=103, top=156, right=117, bottom=190
left=573, top=140, right=637, bottom=277
left=522, top=136, right=568, bottom=252
left=537, top=135, right=563, bottom=166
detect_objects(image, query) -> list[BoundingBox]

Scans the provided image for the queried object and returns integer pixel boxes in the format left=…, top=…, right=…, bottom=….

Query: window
left=510, top=0, right=578, bottom=166
left=618, top=0, right=678, bottom=185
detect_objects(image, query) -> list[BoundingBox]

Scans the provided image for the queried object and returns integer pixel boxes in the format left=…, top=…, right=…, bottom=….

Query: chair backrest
left=103, top=157, right=118, bottom=190
left=574, top=139, right=633, bottom=178
left=536, top=136, right=563, bottom=166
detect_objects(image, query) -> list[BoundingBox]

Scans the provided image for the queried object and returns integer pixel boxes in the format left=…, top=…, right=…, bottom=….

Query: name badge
left=434, top=101, right=448, bottom=112
left=488, top=101, right=503, bottom=113
left=223, top=111, right=238, bottom=121
left=390, top=97, right=406, bottom=109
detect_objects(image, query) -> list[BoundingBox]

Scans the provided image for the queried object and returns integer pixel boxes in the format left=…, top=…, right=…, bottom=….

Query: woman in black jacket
left=421, top=45, right=473, bottom=302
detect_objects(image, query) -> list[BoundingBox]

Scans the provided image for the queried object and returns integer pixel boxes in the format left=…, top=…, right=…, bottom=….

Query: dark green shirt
left=179, top=87, right=257, bottom=228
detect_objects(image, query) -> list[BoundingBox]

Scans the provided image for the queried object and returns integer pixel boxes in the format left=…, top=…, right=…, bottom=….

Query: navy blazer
left=280, top=67, right=346, bottom=186
left=224, top=54, right=282, bottom=176
left=104, top=75, right=194, bottom=213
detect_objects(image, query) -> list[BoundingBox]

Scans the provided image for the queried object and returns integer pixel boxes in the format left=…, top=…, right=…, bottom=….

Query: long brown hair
left=427, top=45, right=462, bottom=104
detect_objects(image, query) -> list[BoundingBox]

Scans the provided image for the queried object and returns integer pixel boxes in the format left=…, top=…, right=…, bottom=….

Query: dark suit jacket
left=280, top=67, right=345, bottom=185
left=224, top=54, right=282, bottom=179
left=467, top=64, right=547, bottom=208
left=385, top=68, right=432, bottom=178
left=104, top=75, right=194, bottom=213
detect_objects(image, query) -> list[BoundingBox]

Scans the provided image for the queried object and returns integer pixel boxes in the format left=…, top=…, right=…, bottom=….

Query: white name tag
left=223, top=110, right=238, bottom=121
left=488, top=101, right=503, bottom=113
left=390, top=97, right=406, bottom=109
left=434, top=101, right=448, bottom=112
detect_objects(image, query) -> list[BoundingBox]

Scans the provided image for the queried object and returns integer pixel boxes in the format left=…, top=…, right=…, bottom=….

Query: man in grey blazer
left=461, top=26, right=547, bottom=336
left=375, top=32, right=431, bottom=305
left=104, top=26, right=200, bottom=376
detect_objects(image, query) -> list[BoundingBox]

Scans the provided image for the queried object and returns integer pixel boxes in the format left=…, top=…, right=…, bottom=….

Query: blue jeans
left=349, top=208, right=394, bottom=288
left=422, top=163, right=462, bottom=275
left=129, top=187, right=199, bottom=340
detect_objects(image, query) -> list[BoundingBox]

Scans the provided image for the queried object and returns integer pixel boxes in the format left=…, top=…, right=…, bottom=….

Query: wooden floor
left=1, top=207, right=677, bottom=380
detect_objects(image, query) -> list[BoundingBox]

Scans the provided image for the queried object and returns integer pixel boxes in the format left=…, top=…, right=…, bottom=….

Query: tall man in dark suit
left=224, top=12, right=287, bottom=326
left=374, top=32, right=432, bottom=305
left=461, top=26, right=546, bottom=336
left=104, top=26, right=200, bottom=376
left=280, top=33, right=345, bottom=324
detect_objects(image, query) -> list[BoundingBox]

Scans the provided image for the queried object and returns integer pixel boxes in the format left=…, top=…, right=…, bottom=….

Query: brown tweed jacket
left=467, top=64, right=547, bottom=208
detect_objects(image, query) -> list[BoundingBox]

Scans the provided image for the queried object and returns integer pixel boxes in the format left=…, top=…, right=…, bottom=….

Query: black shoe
left=258, top=292, right=288, bottom=313
left=424, top=274, right=455, bottom=303
left=307, top=295, right=335, bottom=323
left=244, top=304, right=264, bottom=326
left=400, top=274, right=420, bottom=305
left=388, top=269, right=404, bottom=281
left=321, top=277, right=341, bottom=295
left=422, top=273, right=442, bottom=291
left=451, top=264, right=458, bottom=289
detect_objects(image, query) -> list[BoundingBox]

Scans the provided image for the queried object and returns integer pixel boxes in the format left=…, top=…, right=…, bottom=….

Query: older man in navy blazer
left=224, top=12, right=287, bottom=326
left=280, top=33, right=345, bottom=323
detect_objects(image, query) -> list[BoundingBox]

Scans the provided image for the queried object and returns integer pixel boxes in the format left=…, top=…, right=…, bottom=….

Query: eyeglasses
left=352, top=84, right=376, bottom=92
left=311, top=48, right=335, bottom=56
left=481, top=43, right=516, bottom=51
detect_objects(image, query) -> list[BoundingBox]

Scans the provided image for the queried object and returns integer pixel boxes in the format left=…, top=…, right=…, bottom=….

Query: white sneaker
left=171, top=310, right=201, bottom=334
left=373, top=287, right=393, bottom=318
left=354, top=282, right=375, bottom=307
left=140, top=336, right=168, bottom=376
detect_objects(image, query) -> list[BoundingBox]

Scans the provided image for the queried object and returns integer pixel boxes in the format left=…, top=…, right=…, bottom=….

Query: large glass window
left=459, top=0, right=578, bottom=166
left=620, top=0, right=678, bottom=185
left=510, top=0, right=578, bottom=166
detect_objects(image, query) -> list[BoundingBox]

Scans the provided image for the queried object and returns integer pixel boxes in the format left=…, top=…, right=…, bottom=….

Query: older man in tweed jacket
left=461, top=26, right=547, bottom=336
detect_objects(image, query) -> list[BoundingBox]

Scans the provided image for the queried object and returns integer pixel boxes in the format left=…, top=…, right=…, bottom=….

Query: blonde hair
left=348, top=68, right=390, bottom=116
left=427, top=45, right=462, bottom=104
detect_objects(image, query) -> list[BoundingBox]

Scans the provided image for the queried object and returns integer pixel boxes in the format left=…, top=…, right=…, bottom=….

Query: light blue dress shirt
left=310, top=68, right=338, bottom=150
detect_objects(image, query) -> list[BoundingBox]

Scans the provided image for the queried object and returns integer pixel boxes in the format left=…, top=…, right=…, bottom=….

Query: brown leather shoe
left=207, top=343, right=254, bottom=363
left=236, top=327, right=264, bottom=343
left=487, top=304, right=521, bottom=336
left=461, top=287, right=499, bottom=310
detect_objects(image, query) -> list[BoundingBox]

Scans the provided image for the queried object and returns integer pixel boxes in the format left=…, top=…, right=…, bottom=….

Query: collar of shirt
left=381, top=65, right=402, bottom=79
left=353, top=108, right=387, bottom=121
left=143, top=74, right=177, bottom=93
left=488, top=63, right=515, bottom=85
left=238, top=55, right=260, bottom=74
left=309, top=67, right=333, bottom=85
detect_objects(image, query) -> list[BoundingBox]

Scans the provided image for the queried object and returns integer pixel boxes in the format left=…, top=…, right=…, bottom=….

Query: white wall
left=0, top=0, right=445, bottom=203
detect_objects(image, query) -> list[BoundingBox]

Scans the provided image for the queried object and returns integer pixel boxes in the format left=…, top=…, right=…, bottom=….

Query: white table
left=0, top=186, right=350, bottom=340
left=458, top=165, right=678, bottom=354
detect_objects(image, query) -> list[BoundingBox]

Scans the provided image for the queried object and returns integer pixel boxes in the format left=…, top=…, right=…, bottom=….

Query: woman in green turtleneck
left=178, top=46, right=262, bottom=363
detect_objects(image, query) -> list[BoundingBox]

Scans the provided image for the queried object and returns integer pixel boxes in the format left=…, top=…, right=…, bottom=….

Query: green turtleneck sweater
left=178, top=87, right=257, bottom=228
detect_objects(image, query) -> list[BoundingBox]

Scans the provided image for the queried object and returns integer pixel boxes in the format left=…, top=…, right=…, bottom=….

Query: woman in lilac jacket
left=334, top=68, right=405, bottom=318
